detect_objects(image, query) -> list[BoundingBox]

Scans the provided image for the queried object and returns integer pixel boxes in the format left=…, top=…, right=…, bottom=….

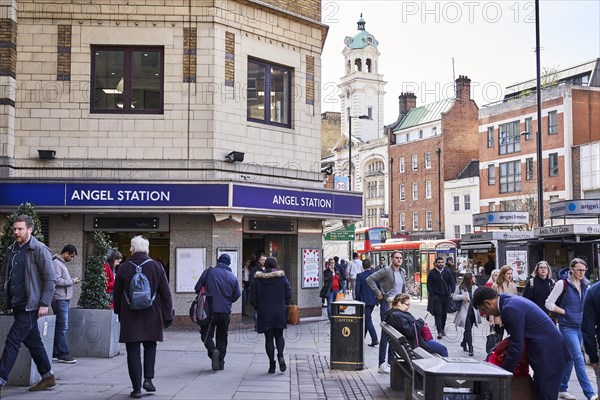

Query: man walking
left=0, top=215, right=57, bottom=395
left=347, top=252, right=363, bottom=295
left=427, top=257, right=456, bottom=339
left=582, top=280, right=600, bottom=396
left=195, top=254, right=240, bottom=371
left=366, top=251, right=406, bottom=374
left=354, top=259, right=378, bottom=347
left=473, top=287, right=570, bottom=399
left=51, top=244, right=81, bottom=364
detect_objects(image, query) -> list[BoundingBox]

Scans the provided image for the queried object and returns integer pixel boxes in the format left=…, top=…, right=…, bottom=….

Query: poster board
left=506, top=250, right=528, bottom=282
left=217, top=248, right=239, bottom=276
left=302, top=248, right=320, bottom=288
left=175, top=248, right=206, bottom=293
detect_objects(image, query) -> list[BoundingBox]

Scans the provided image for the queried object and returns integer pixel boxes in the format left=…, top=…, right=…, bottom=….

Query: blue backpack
left=125, top=259, right=155, bottom=310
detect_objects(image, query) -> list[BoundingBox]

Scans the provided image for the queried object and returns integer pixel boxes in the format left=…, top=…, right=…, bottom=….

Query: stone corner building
left=0, top=0, right=362, bottom=323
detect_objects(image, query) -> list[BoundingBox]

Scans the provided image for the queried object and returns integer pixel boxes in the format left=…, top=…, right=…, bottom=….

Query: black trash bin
left=330, top=299, right=365, bottom=370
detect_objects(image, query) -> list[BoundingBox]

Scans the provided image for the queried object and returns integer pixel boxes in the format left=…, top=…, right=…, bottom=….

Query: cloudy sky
left=320, top=0, right=600, bottom=122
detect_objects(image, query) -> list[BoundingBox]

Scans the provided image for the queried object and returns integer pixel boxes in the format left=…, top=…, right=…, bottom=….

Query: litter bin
left=330, top=299, right=365, bottom=370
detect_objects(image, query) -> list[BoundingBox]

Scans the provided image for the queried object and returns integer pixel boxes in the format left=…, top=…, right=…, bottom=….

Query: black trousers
left=201, top=312, right=231, bottom=364
left=125, top=341, right=157, bottom=391
left=432, top=296, right=450, bottom=334
left=462, top=312, right=475, bottom=350
left=264, top=328, right=285, bottom=362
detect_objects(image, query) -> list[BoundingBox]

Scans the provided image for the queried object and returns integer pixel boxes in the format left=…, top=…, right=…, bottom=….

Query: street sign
left=325, top=224, right=355, bottom=241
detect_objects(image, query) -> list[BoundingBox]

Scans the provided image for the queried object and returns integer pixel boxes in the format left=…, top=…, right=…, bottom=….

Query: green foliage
left=0, top=203, right=45, bottom=312
left=78, top=231, right=112, bottom=309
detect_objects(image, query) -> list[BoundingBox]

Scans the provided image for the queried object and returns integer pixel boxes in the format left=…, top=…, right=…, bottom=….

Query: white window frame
left=453, top=196, right=460, bottom=211
left=425, top=152, right=432, bottom=169
left=399, top=157, right=405, bottom=173
left=425, top=181, right=432, bottom=199
left=412, top=154, right=418, bottom=171
left=412, top=182, right=418, bottom=200
left=412, top=212, right=419, bottom=230
left=426, top=211, right=433, bottom=230
left=400, top=184, right=405, bottom=201
left=464, top=194, right=471, bottom=211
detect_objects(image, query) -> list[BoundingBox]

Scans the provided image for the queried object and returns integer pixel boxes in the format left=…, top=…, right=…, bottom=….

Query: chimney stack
left=398, top=92, right=417, bottom=116
left=456, top=75, right=471, bottom=100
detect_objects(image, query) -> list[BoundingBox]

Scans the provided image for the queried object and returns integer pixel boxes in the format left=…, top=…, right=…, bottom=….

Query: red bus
left=354, top=226, right=392, bottom=258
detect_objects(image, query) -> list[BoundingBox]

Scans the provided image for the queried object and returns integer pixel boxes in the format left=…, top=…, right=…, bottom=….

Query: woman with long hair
left=522, top=260, right=554, bottom=313
left=452, top=272, right=481, bottom=356
left=490, top=265, right=517, bottom=338
left=252, top=257, right=292, bottom=374
left=385, top=294, right=448, bottom=357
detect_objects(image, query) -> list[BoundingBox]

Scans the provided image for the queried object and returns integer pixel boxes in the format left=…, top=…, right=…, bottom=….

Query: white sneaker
left=558, top=392, right=577, bottom=400
left=590, top=395, right=598, bottom=400
left=378, top=363, right=390, bottom=374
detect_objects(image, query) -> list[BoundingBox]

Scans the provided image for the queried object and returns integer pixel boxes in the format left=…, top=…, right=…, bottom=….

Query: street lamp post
left=534, top=0, right=544, bottom=227
left=436, top=148, right=442, bottom=232
left=347, top=114, right=371, bottom=191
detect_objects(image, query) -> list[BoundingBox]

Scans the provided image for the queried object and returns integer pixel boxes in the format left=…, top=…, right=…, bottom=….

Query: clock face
left=365, top=35, right=374, bottom=45
left=344, top=37, right=353, bottom=46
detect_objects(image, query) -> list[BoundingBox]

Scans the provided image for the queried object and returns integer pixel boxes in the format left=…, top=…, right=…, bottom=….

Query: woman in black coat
left=114, top=236, right=173, bottom=399
left=251, top=257, right=292, bottom=374
left=522, top=260, right=555, bottom=313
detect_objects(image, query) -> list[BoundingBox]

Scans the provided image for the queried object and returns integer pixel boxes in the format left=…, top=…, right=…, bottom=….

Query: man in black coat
left=426, top=257, right=456, bottom=339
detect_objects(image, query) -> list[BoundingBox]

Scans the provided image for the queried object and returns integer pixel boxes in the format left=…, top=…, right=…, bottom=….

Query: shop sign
left=549, top=200, right=600, bottom=218
left=535, top=224, right=600, bottom=237
left=473, top=212, right=529, bottom=226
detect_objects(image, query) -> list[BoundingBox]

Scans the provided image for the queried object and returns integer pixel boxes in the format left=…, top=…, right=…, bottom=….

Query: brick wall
left=572, top=88, right=600, bottom=145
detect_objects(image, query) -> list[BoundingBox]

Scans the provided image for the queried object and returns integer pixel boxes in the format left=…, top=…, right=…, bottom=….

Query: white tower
left=339, top=14, right=386, bottom=143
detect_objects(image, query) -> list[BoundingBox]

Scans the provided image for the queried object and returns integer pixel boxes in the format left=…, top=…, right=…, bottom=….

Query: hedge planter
left=0, top=314, right=55, bottom=386
left=68, top=308, right=120, bottom=358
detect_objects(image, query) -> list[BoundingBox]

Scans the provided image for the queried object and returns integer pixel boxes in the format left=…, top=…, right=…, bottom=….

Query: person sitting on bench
left=384, top=294, right=448, bottom=357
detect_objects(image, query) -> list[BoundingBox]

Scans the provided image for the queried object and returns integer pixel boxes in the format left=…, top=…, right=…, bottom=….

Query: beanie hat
left=217, top=254, right=231, bottom=265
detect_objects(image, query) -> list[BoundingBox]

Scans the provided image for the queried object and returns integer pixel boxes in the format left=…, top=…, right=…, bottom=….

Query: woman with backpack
left=252, top=257, right=292, bottom=374
left=452, top=272, right=481, bottom=356
left=545, top=258, right=597, bottom=400
left=522, top=260, right=554, bottom=313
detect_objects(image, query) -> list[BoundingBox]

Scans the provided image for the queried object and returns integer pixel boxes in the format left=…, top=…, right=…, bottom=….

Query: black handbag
left=447, top=299, right=461, bottom=313
left=486, top=328, right=502, bottom=353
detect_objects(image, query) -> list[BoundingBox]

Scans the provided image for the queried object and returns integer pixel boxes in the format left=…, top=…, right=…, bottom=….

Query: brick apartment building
left=478, top=59, right=600, bottom=227
left=387, top=76, right=479, bottom=238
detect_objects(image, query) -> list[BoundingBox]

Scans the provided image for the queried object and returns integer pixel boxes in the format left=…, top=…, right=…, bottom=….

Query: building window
left=426, top=211, right=433, bottom=230
left=378, top=180, right=384, bottom=198
left=405, top=133, right=409, bottom=142
left=399, top=157, right=405, bottom=173
left=526, top=157, right=534, bottom=180
left=487, top=127, right=494, bottom=147
left=488, top=165, right=496, bottom=185
left=498, top=120, right=521, bottom=155
left=549, top=153, right=559, bottom=176
left=464, top=194, right=471, bottom=211
left=548, top=111, right=558, bottom=134
left=400, top=184, right=405, bottom=201
left=454, top=225, right=461, bottom=238
left=549, top=195, right=560, bottom=202
left=465, top=224, right=472, bottom=234
left=499, top=160, right=522, bottom=193
left=524, top=117, right=533, bottom=140
left=400, top=213, right=406, bottom=231
left=412, top=155, right=418, bottom=171
left=425, top=181, right=432, bottom=198
left=247, top=58, right=291, bottom=127
left=91, top=46, right=164, bottom=113
left=432, top=127, right=438, bottom=135
left=425, top=152, right=432, bottom=169
left=367, top=106, right=373, bottom=119
left=419, top=130, right=424, bottom=139
left=453, top=196, right=460, bottom=211
left=412, top=212, right=419, bottom=230
left=412, top=182, right=418, bottom=200
left=489, top=202, right=495, bottom=212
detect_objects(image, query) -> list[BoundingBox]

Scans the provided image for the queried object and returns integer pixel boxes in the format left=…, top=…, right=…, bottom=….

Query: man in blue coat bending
left=473, top=287, right=570, bottom=399
left=195, top=254, right=240, bottom=372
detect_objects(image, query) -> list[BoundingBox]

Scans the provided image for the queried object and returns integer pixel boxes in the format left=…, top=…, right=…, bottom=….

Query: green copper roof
left=344, top=14, right=379, bottom=49
left=392, top=98, right=455, bottom=131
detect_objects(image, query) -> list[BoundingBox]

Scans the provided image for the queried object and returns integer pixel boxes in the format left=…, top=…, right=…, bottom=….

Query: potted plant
left=68, top=231, right=120, bottom=358
left=0, top=203, right=56, bottom=385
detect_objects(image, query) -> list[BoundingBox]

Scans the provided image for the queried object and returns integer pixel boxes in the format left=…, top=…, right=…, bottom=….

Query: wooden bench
left=380, top=322, right=437, bottom=400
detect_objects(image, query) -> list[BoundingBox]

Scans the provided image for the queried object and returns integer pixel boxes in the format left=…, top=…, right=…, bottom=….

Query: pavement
left=2, top=297, right=594, bottom=399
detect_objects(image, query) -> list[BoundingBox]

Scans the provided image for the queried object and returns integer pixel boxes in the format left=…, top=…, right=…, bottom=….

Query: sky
left=320, top=0, right=600, bottom=122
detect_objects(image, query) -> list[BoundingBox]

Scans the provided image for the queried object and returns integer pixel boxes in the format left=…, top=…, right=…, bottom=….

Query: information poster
left=506, top=250, right=528, bottom=282
left=302, top=249, right=320, bottom=288
left=217, top=248, right=239, bottom=276
left=175, top=248, right=206, bottom=293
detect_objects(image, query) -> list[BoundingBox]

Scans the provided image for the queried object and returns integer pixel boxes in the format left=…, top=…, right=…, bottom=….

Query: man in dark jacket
left=582, top=280, right=600, bottom=395
left=195, top=254, right=240, bottom=371
left=473, top=287, right=570, bottom=400
left=0, top=215, right=56, bottom=395
left=355, top=259, right=378, bottom=346
left=426, top=257, right=456, bottom=339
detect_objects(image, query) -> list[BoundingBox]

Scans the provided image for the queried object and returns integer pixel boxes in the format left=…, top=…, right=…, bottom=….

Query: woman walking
left=452, top=272, right=481, bottom=356
left=522, top=260, right=554, bottom=313
left=490, top=265, right=517, bottom=338
left=113, top=236, right=173, bottom=399
left=322, top=259, right=342, bottom=319
left=252, top=257, right=292, bottom=374
left=546, top=258, right=597, bottom=400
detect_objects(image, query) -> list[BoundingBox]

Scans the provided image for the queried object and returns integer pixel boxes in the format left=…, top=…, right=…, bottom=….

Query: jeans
left=462, top=312, right=474, bottom=351
left=51, top=299, right=70, bottom=358
left=364, top=305, right=378, bottom=343
left=125, top=341, right=156, bottom=391
left=560, top=325, right=596, bottom=398
left=327, top=290, right=340, bottom=319
left=379, top=298, right=393, bottom=365
left=0, top=306, right=53, bottom=385
left=424, top=340, right=448, bottom=357
left=264, top=328, right=285, bottom=362
left=341, top=281, right=347, bottom=295
left=201, top=312, right=231, bottom=365
left=432, top=296, right=450, bottom=334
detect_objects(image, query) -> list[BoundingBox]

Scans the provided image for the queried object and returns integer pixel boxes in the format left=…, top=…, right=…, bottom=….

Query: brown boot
left=28, top=375, right=56, bottom=391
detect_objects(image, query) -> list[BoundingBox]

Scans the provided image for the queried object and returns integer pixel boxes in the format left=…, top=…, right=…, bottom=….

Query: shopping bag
left=486, top=330, right=502, bottom=354
left=286, top=304, right=300, bottom=325
left=421, top=323, right=434, bottom=341
left=189, top=287, right=212, bottom=326
left=335, top=291, right=347, bottom=311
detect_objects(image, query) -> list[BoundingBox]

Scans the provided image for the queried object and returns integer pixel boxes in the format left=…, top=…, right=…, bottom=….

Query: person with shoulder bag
left=522, top=260, right=554, bottom=314
left=452, top=272, right=481, bottom=356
